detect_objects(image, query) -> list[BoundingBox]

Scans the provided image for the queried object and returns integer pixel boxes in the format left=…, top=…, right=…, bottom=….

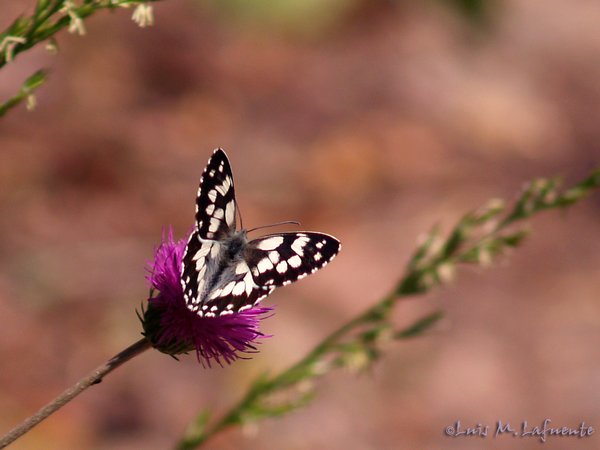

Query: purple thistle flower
left=142, top=227, right=272, bottom=366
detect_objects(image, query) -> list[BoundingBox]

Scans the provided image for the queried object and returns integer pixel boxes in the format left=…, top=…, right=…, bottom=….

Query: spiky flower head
left=141, top=228, right=272, bottom=366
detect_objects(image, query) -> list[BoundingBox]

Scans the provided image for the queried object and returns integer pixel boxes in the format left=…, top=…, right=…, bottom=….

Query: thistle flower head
left=142, top=228, right=272, bottom=366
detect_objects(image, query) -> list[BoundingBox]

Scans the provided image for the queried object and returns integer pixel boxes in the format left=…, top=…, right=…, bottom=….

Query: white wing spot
left=196, top=264, right=207, bottom=280
left=213, top=208, right=224, bottom=219
left=206, top=204, right=215, bottom=215
left=222, top=176, right=231, bottom=192
left=208, top=217, right=220, bottom=233
left=257, top=236, right=284, bottom=251
left=225, top=200, right=235, bottom=226
left=268, top=251, right=280, bottom=264
left=193, top=244, right=211, bottom=260
left=207, top=189, right=217, bottom=202
left=233, top=281, right=246, bottom=296
left=276, top=261, right=288, bottom=273
left=257, top=257, right=274, bottom=273
left=235, top=261, right=250, bottom=275
left=209, top=169, right=215, bottom=177
left=215, top=184, right=227, bottom=196
left=288, top=255, right=302, bottom=268
left=291, top=238, right=308, bottom=256
left=221, top=281, right=236, bottom=297
left=244, top=272, right=254, bottom=296
left=314, top=252, right=322, bottom=261
left=239, top=305, right=252, bottom=312
left=316, top=242, right=324, bottom=249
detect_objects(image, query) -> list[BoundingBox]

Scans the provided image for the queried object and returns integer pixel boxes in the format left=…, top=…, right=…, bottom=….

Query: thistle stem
left=0, top=337, right=151, bottom=448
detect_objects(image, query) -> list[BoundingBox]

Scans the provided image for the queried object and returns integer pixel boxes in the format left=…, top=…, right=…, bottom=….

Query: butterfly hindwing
left=245, top=232, right=341, bottom=288
left=181, top=231, right=222, bottom=309
left=194, top=148, right=237, bottom=240
left=200, top=260, right=275, bottom=316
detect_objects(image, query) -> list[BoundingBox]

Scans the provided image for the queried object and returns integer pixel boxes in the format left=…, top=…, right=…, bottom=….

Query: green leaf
left=395, top=311, right=444, bottom=339
left=178, top=410, right=212, bottom=450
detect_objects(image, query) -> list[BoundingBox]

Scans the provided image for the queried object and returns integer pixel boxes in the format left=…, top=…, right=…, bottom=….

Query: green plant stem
left=180, top=304, right=440, bottom=449
left=0, top=70, right=47, bottom=117
left=179, top=167, right=600, bottom=449
left=1, top=1, right=162, bottom=69
left=0, top=1, right=163, bottom=115
left=0, top=338, right=151, bottom=448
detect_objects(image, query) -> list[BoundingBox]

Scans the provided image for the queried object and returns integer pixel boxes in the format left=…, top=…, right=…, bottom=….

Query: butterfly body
left=181, top=149, right=340, bottom=317
left=222, top=230, right=248, bottom=261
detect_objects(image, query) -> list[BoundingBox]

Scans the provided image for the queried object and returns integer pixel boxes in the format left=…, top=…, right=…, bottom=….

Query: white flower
left=0, top=36, right=27, bottom=62
left=60, top=1, right=86, bottom=36
left=26, top=94, right=37, bottom=111
left=132, top=4, right=154, bottom=28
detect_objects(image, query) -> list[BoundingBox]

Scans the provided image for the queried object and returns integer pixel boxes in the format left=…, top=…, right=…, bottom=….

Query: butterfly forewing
left=245, top=232, right=340, bottom=288
left=194, top=149, right=237, bottom=240
left=182, top=148, right=235, bottom=309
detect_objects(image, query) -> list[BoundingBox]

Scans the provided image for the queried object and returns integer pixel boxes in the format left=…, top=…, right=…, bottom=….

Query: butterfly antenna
left=247, top=220, right=301, bottom=234
left=236, top=198, right=243, bottom=230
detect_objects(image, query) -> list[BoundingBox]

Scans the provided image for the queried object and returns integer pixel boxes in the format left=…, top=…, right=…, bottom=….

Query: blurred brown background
left=1, top=1, right=600, bottom=449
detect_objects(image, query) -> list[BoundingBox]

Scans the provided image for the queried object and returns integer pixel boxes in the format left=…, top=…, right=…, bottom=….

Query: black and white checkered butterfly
left=181, top=149, right=341, bottom=317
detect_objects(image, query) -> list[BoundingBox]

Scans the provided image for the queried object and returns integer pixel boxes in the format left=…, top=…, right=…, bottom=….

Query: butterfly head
left=223, top=229, right=249, bottom=261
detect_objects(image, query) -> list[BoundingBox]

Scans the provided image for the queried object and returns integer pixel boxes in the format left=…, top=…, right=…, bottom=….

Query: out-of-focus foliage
left=204, top=0, right=361, bottom=37
left=443, top=0, right=495, bottom=23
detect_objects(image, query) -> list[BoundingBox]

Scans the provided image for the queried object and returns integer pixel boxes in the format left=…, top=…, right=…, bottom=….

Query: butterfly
left=181, top=149, right=341, bottom=317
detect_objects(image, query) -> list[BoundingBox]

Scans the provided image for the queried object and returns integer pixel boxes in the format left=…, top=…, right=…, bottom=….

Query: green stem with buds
left=176, top=168, right=600, bottom=449
left=0, top=0, right=161, bottom=115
